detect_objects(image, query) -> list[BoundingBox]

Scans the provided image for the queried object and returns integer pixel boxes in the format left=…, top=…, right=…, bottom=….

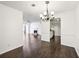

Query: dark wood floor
left=0, top=34, right=78, bottom=58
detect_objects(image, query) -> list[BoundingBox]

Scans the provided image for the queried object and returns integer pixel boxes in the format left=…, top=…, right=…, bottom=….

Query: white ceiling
left=0, top=1, right=79, bottom=22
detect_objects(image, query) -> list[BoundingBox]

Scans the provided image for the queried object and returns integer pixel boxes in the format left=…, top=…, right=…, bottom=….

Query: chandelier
left=40, top=1, right=54, bottom=21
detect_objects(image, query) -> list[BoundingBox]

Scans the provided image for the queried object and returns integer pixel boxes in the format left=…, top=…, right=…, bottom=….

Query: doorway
left=50, top=17, right=61, bottom=50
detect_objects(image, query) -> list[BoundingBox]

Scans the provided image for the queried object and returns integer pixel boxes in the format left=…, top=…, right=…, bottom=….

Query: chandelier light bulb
left=40, top=14, right=43, bottom=18
left=51, top=11, right=54, bottom=15
left=42, top=16, right=44, bottom=19
left=44, top=11, right=47, bottom=16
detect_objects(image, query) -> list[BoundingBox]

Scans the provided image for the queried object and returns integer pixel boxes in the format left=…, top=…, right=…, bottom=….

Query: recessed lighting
left=31, top=4, right=36, bottom=7
left=45, top=1, right=50, bottom=4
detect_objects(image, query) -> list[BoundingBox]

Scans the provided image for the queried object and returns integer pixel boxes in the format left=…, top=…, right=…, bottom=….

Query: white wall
left=55, top=9, right=76, bottom=46
left=75, top=4, right=79, bottom=56
left=0, top=4, right=23, bottom=54
left=55, top=6, right=79, bottom=56
left=30, top=22, right=41, bottom=35
left=41, top=20, right=50, bottom=42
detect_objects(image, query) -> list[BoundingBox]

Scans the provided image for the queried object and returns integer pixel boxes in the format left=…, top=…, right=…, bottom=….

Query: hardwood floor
left=0, top=34, right=78, bottom=58
left=0, top=46, right=23, bottom=58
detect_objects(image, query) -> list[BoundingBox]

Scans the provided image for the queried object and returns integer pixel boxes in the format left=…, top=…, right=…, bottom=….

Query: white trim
left=0, top=44, right=23, bottom=55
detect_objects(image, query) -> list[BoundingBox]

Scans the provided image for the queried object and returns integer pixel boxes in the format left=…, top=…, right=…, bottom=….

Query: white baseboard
left=0, top=44, right=23, bottom=55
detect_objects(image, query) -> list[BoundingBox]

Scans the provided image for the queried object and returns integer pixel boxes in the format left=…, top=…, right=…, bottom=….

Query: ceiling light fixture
left=32, top=4, right=36, bottom=7
left=40, top=1, right=54, bottom=21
